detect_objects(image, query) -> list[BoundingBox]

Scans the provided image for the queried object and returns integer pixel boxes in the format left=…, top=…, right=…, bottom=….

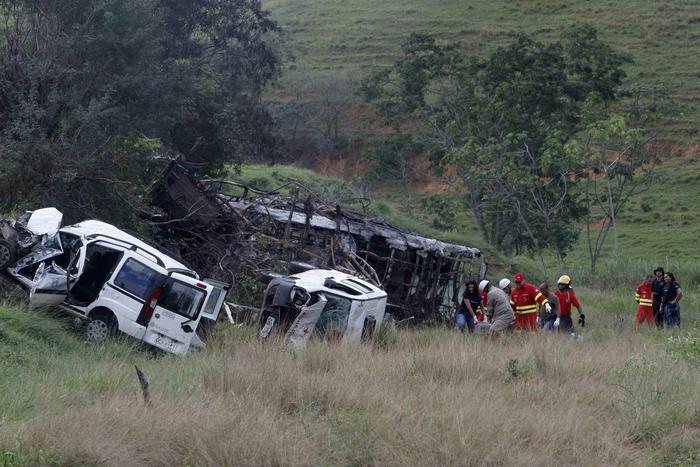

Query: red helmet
left=513, top=272, right=524, bottom=283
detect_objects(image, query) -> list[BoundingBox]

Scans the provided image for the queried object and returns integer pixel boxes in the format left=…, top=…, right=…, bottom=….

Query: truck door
left=29, top=241, right=87, bottom=308
left=140, top=277, right=208, bottom=354
left=284, top=295, right=328, bottom=350
left=200, top=278, right=230, bottom=321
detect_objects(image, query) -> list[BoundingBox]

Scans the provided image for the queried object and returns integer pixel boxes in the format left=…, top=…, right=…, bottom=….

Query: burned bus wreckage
left=149, top=161, right=487, bottom=321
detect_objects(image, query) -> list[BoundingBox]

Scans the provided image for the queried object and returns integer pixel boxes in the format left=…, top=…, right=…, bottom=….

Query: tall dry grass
left=2, top=316, right=699, bottom=466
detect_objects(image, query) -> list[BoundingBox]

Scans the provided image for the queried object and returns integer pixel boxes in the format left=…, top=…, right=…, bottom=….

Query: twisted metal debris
left=148, top=161, right=487, bottom=321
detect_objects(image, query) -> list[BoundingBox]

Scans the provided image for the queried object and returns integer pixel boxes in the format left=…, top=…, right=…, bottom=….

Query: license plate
left=154, top=335, right=178, bottom=353
left=259, top=316, right=275, bottom=338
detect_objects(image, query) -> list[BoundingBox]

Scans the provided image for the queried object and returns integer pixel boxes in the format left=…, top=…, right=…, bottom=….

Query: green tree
left=0, top=0, right=280, bottom=224
left=362, top=26, right=630, bottom=262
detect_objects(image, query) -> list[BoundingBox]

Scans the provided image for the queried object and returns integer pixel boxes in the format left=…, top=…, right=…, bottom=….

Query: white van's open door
left=201, top=278, right=230, bottom=321
left=29, top=242, right=87, bottom=308
left=141, top=276, right=208, bottom=355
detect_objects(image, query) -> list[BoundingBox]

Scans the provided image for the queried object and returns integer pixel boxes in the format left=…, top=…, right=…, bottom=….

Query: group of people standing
left=635, top=267, right=683, bottom=328
left=456, top=273, right=584, bottom=336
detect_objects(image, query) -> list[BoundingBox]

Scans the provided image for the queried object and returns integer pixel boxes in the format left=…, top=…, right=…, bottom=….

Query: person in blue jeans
left=662, top=272, right=683, bottom=328
left=456, top=280, right=481, bottom=333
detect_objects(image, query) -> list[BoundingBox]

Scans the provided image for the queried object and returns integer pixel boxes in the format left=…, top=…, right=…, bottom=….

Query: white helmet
left=478, top=279, right=490, bottom=291
left=498, top=278, right=511, bottom=289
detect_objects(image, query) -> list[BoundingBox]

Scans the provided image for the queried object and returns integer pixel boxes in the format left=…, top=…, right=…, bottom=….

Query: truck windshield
left=313, top=295, right=351, bottom=339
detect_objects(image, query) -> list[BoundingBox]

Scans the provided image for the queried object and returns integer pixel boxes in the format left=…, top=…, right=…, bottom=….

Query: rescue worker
left=651, top=267, right=665, bottom=328
left=635, top=274, right=654, bottom=327
left=511, top=273, right=550, bottom=331
left=498, top=278, right=516, bottom=312
left=554, top=275, right=584, bottom=332
left=499, top=278, right=512, bottom=295
left=479, top=279, right=515, bottom=336
left=537, top=283, right=559, bottom=331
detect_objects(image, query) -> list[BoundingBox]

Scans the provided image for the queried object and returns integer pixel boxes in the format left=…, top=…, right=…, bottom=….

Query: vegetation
left=362, top=28, right=648, bottom=261
left=0, top=1, right=697, bottom=464
left=265, top=0, right=700, bottom=137
left=0, top=0, right=280, bottom=225
left=1, top=297, right=699, bottom=465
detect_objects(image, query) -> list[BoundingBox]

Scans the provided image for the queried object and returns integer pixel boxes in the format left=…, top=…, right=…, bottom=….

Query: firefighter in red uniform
left=554, top=275, right=584, bottom=332
left=635, top=274, right=655, bottom=326
left=510, top=273, right=549, bottom=331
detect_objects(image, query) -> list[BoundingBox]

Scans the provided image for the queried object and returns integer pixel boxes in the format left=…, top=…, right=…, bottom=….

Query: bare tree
left=580, top=117, right=658, bottom=273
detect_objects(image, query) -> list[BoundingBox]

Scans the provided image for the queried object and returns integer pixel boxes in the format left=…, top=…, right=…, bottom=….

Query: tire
left=0, top=239, right=17, bottom=271
left=85, top=312, right=117, bottom=342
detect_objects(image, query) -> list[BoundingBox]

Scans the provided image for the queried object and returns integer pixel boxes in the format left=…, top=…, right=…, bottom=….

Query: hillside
left=265, top=0, right=700, bottom=137
left=259, top=0, right=700, bottom=286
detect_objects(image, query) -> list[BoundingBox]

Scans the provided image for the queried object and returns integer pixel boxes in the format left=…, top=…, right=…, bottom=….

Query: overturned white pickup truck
left=0, top=208, right=228, bottom=355
left=257, top=263, right=388, bottom=349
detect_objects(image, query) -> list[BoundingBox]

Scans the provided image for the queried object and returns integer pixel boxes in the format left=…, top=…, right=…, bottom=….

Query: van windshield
left=159, top=280, right=206, bottom=319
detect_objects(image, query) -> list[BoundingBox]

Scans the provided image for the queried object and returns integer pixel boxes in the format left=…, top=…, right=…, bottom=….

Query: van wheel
left=0, top=239, right=17, bottom=271
left=86, top=311, right=116, bottom=342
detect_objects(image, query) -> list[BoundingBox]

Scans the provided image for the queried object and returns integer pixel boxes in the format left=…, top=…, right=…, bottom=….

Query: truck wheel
left=0, top=239, right=17, bottom=271
left=86, top=311, right=117, bottom=342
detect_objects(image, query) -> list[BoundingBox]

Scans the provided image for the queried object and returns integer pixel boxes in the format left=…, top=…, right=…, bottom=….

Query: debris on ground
left=149, top=161, right=486, bottom=321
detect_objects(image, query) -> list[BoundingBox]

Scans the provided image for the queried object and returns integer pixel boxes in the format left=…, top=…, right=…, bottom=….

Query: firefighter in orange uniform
left=510, top=272, right=550, bottom=331
left=635, top=274, right=655, bottom=326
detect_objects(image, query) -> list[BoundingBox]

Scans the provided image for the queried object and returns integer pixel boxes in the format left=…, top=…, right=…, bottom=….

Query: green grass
left=225, top=163, right=491, bottom=255
left=1, top=291, right=699, bottom=465
left=224, top=163, right=364, bottom=203
left=0, top=303, right=150, bottom=426
left=265, top=0, right=700, bottom=136
left=543, top=153, right=700, bottom=287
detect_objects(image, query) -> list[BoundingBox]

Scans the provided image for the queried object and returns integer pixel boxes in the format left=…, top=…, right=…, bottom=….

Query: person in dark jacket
left=456, top=280, right=481, bottom=333
left=537, top=283, right=560, bottom=331
left=651, top=267, right=665, bottom=328
left=662, top=272, right=683, bottom=328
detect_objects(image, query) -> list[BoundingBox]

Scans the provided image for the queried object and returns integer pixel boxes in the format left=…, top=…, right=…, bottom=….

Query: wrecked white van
left=0, top=209, right=228, bottom=354
left=257, top=263, right=388, bottom=349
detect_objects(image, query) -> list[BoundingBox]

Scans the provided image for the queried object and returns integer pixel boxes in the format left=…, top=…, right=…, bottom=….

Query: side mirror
left=181, top=324, right=193, bottom=333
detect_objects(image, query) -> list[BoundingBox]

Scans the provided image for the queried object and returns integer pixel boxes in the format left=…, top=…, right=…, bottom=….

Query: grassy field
left=256, top=1, right=700, bottom=286
left=1, top=291, right=699, bottom=466
left=265, top=0, right=700, bottom=136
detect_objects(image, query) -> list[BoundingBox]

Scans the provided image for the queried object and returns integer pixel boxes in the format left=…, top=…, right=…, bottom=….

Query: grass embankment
left=266, top=0, right=700, bottom=137
left=1, top=292, right=699, bottom=466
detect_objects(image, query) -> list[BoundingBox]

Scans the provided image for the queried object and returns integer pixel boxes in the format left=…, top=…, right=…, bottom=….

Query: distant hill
left=265, top=0, right=699, bottom=137
left=262, top=0, right=700, bottom=284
